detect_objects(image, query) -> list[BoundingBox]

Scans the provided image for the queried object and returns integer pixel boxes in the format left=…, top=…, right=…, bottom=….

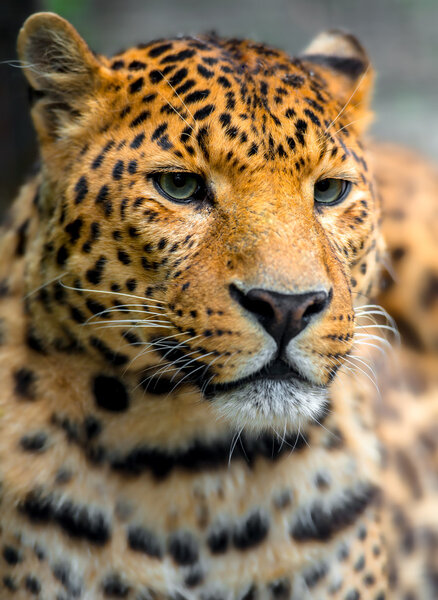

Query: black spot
left=3, top=575, right=17, bottom=591
left=268, top=578, right=291, bottom=599
left=83, top=415, right=102, bottom=440
left=160, top=48, right=196, bottom=64
left=90, top=337, right=129, bottom=366
left=86, top=256, right=107, bottom=285
left=176, top=79, right=196, bottom=95
left=157, top=135, right=172, bottom=150
left=19, top=432, right=47, bottom=452
left=130, top=111, right=150, bottom=127
left=285, top=107, right=296, bottom=118
left=102, top=573, right=130, bottom=598
left=273, top=489, right=293, bottom=510
left=14, top=368, right=37, bottom=399
left=95, top=184, right=113, bottom=216
left=168, top=67, right=188, bottom=87
left=295, top=119, right=308, bottom=145
left=151, top=123, right=168, bottom=141
left=217, top=75, right=231, bottom=88
left=207, top=523, right=230, bottom=554
left=391, top=246, right=406, bottom=262
left=219, top=112, right=231, bottom=128
left=303, top=562, right=328, bottom=588
left=126, top=278, right=137, bottom=292
left=55, top=499, right=111, bottom=545
left=122, top=330, right=141, bottom=346
left=56, top=245, right=69, bottom=266
left=25, top=575, right=41, bottom=595
left=93, top=375, right=130, bottom=412
left=129, top=76, right=144, bottom=93
left=127, top=160, right=138, bottom=174
left=92, top=140, right=115, bottom=169
left=112, top=160, right=124, bottom=180
left=354, top=555, right=366, bottom=571
left=168, top=531, right=199, bottom=565
left=247, top=142, right=258, bottom=157
left=70, top=306, right=86, bottom=324
left=140, top=376, right=174, bottom=395
left=128, top=60, right=146, bottom=70
left=117, top=250, right=131, bottom=265
left=148, top=42, right=173, bottom=57
left=127, top=526, right=163, bottom=558
left=197, top=64, right=214, bottom=78
left=65, top=218, right=83, bottom=244
left=130, top=133, right=145, bottom=149
left=291, top=484, right=378, bottom=542
left=33, top=544, right=46, bottom=561
left=111, top=60, right=125, bottom=70
left=233, top=510, right=269, bottom=550
left=74, top=176, right=88, bottom=204
left=2, top=545, right=22, bottom=565
left=344, top=590, right=360, bottom=600
left=185, top=89, right=210, bottom=104
left=184, top=564, right=204, bottom=587
left=194, top=104, right=215, bottom=120
left=16, top=218, right=29, bottom=256
left=283, top=73, right=305, bottom=88
left=420, top=271, right=438, bottom=309
left=149, top=69, right=164, bottom=84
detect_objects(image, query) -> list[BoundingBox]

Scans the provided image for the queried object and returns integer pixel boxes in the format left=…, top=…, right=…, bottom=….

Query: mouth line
left=205, top=358, right=314, bottom=394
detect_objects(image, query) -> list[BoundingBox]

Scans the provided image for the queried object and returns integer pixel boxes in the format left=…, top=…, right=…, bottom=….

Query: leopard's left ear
left=301, top=30, right=374, bottom=133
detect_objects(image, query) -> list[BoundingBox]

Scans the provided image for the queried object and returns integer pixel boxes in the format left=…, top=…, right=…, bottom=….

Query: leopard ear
left=301, top=30, right=374, bottom=132
left=17, top=12, right=103, bottom=141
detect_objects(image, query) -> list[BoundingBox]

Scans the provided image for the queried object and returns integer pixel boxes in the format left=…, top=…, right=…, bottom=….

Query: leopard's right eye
left=152, top=172, right=206, bottom=203
left=314, top=178, right=351, bottom=206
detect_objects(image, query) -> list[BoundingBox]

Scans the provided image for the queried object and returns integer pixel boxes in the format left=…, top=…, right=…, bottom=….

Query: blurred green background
left=1, top=0, right=437, bottom=214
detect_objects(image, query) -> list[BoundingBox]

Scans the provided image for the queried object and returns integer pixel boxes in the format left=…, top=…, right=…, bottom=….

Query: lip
left=204, top=358, right=310, bottom=395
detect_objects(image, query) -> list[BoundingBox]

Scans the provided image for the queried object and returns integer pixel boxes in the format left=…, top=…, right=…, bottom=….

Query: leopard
left=0, top=11, right=437, bottom=600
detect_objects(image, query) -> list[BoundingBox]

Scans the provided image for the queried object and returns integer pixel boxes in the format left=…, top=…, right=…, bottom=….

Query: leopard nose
left=230, top=285, right=331, bottom=349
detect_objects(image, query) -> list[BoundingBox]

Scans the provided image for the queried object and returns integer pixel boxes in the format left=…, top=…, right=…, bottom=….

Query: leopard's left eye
left=314, top=178, right=351, bottom=205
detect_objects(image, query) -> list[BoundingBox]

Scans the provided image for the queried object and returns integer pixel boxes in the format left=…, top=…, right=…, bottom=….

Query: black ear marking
left=301, top=54, right=367, bottom=79
left=301, top=29, right=369, bottom=79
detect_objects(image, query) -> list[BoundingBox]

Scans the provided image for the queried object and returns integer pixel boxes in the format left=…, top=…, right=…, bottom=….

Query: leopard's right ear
left=17, top=12, right=105, bottom=140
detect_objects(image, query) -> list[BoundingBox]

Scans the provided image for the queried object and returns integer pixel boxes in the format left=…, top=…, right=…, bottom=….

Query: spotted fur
left=0, top=13, right=436, bottom=600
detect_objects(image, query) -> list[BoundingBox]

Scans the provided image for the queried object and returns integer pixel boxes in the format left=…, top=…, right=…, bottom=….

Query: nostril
left=229, top=284, right=275, bottom=320
left=302, top=289, right=332, bottom=321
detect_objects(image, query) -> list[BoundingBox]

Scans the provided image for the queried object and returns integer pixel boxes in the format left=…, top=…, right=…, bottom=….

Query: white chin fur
left=212, top=378, right=328, bottom=433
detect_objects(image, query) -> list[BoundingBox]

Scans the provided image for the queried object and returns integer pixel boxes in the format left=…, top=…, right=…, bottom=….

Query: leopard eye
left=314, top=178, right=351, bottom=205
left=153, top=172, right=205, bottom=203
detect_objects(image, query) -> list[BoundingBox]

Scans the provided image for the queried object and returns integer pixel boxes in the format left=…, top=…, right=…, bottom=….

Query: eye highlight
left=152, top=172, right=206, bottom=203
left=314, top=178, right=351, bottom=206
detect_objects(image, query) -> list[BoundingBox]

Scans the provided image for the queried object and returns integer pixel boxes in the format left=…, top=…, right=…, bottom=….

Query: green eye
left=153, top=172, right=205, bottom=203
left=314, top=178, right=351, bottom=205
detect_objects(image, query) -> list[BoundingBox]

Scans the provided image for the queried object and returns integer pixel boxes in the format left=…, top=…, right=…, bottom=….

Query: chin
left=209, top=378, right=329, bottom=433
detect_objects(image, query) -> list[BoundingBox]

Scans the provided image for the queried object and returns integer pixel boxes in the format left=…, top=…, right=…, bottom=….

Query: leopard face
left=19, top=16, right=382, bottom=432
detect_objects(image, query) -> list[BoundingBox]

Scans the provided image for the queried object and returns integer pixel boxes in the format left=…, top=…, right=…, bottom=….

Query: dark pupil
left=173, top=174, right=187, bottom=188
left=316, top=179, right=330, bottom=192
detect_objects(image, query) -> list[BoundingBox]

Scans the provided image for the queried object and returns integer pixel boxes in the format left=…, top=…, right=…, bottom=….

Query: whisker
left=24, top=272, right=67, bottom=299
left=324, top=64, right=370, bottom=134
left=60, top=282, right=165, bottom=304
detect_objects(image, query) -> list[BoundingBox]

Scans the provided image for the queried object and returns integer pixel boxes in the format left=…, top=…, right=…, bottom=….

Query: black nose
left=230, top=285, right=331, bottom=349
